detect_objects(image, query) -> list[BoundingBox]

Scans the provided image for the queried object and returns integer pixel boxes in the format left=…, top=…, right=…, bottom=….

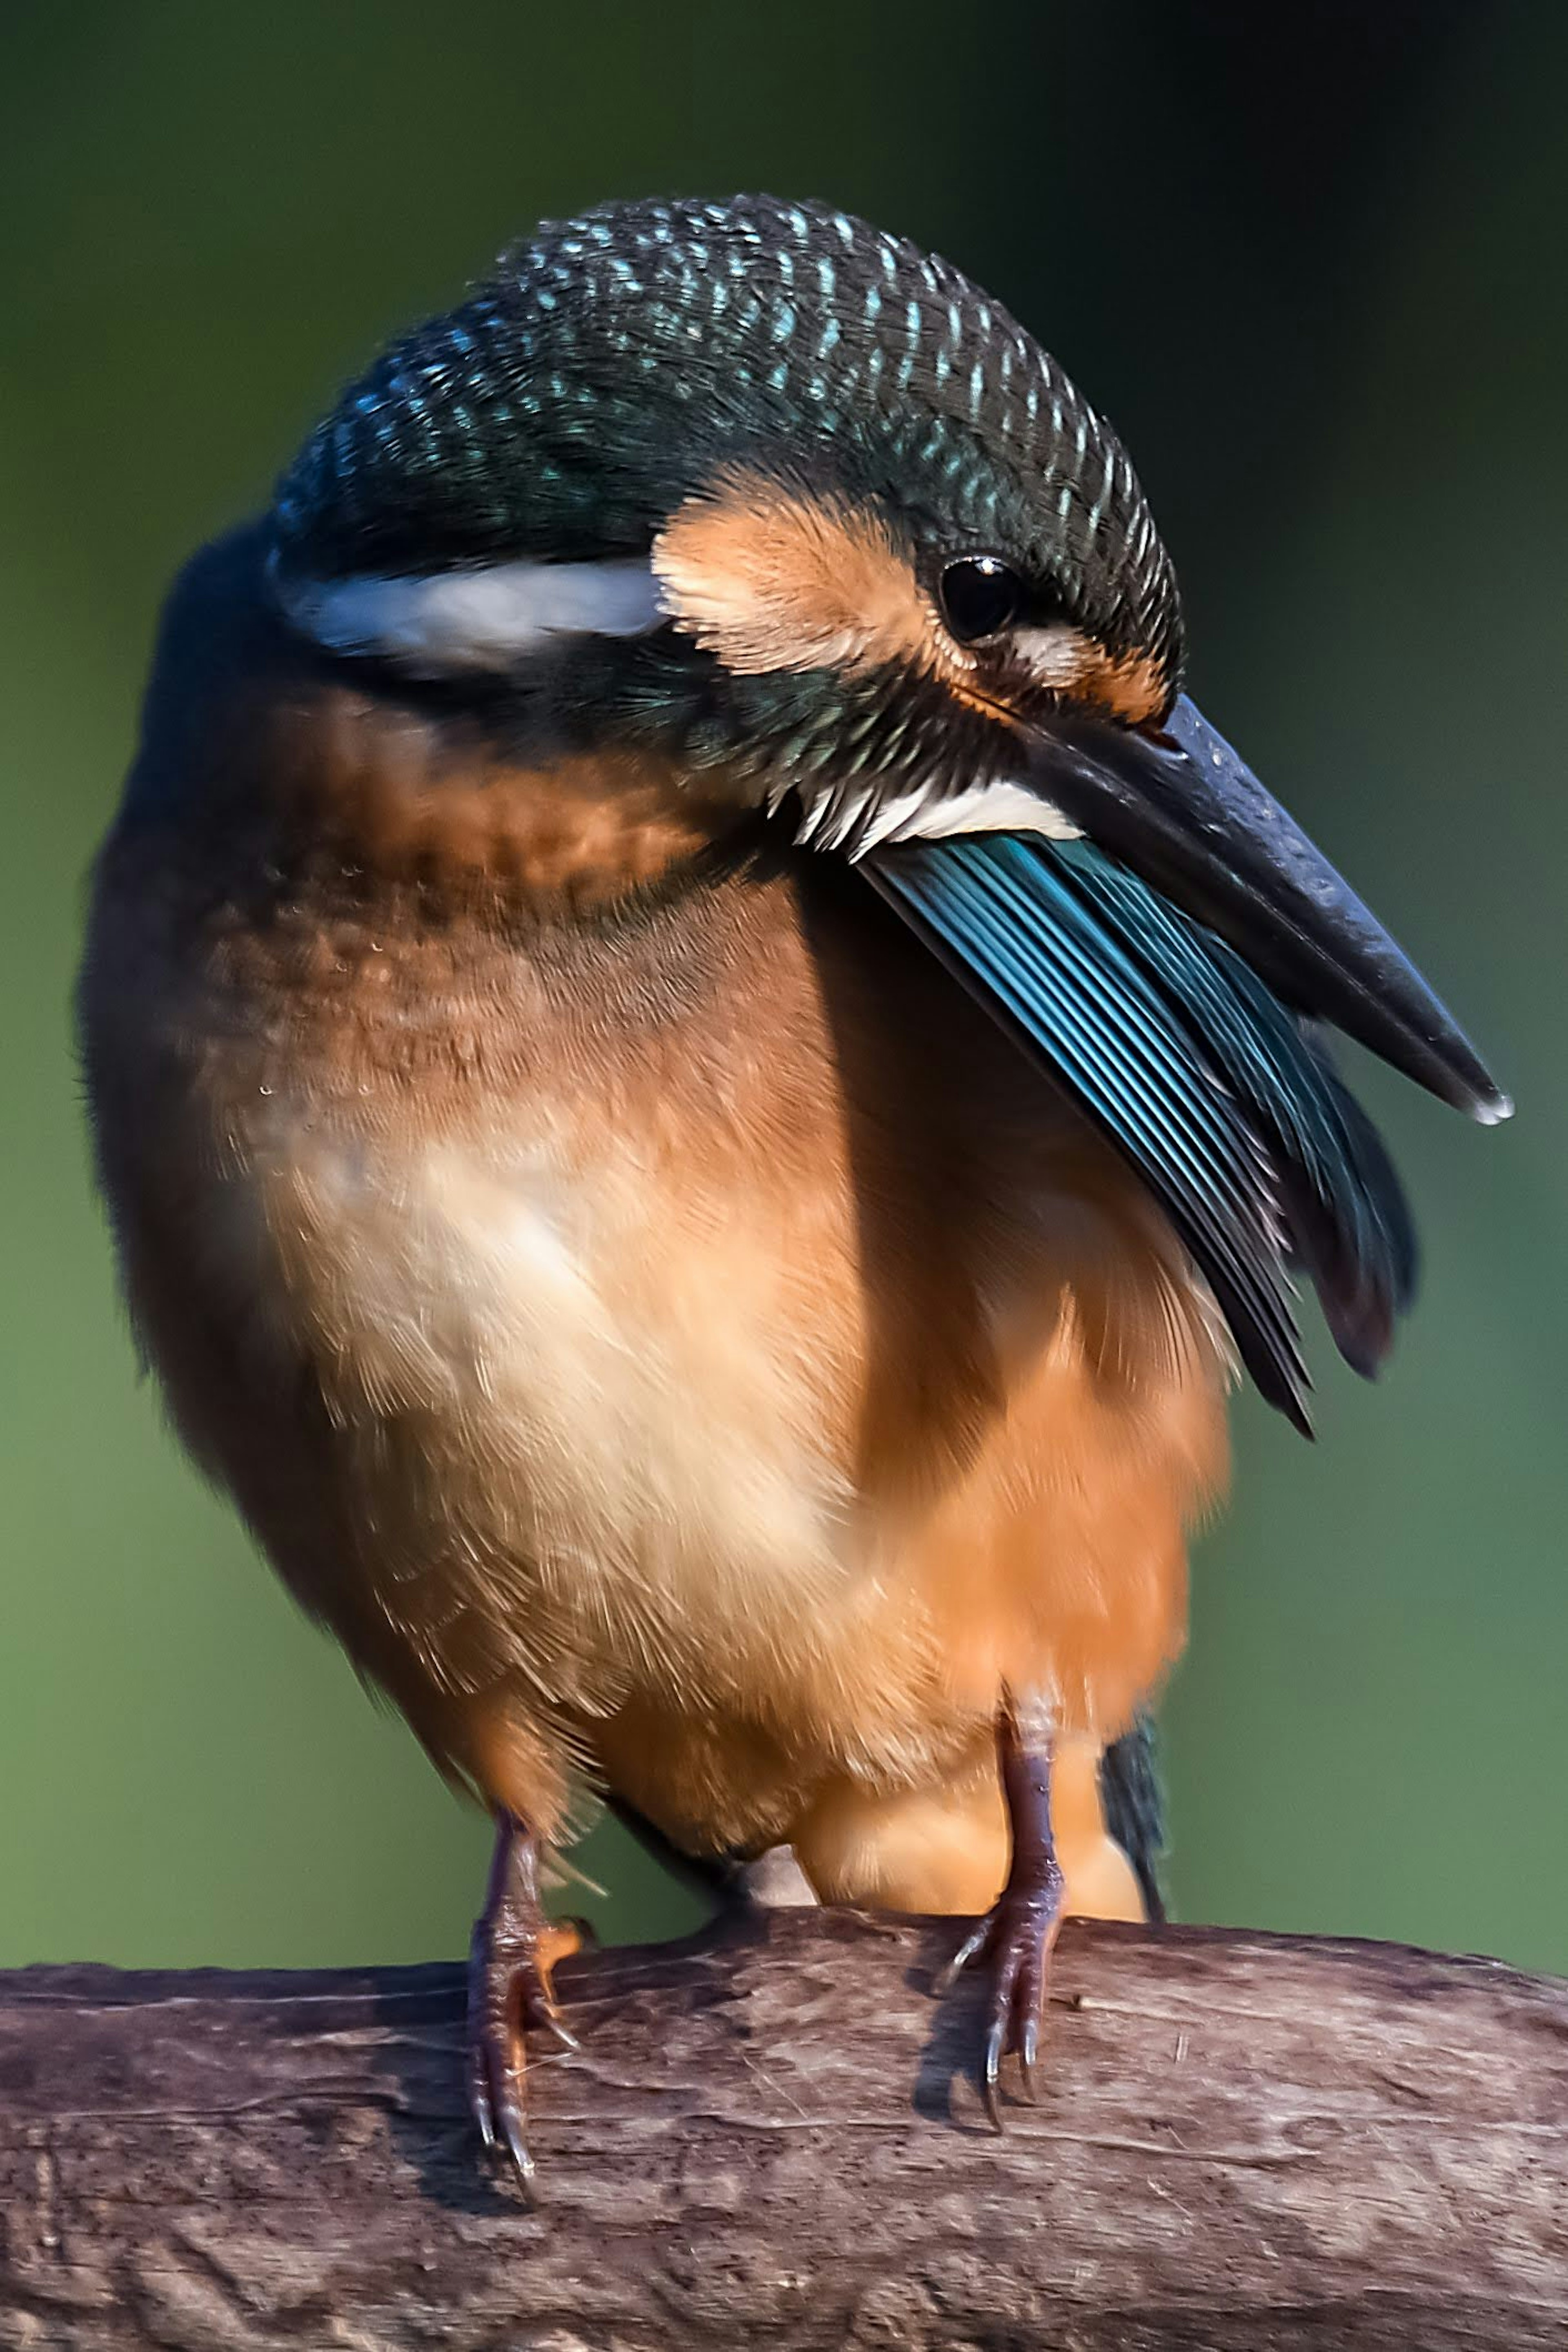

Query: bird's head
left=266, top=195, right=1508, bottom=1420
left=271, top=194, right=1499, bottom=1116
left=272, top=194, right=1181, bottom=795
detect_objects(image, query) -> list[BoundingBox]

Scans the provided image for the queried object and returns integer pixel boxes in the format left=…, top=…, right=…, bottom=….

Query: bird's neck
left=115, top=526, right=759, bottom=929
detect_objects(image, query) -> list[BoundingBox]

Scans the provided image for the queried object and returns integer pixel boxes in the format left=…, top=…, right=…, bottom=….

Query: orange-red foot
left=466, top=1813, right=582, bottom=2186
left=940, top=1698, right=1064, bottom=2127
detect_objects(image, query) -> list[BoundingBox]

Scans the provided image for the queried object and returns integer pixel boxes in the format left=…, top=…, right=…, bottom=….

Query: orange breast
left=81, top=666, right=1230, bottom=1870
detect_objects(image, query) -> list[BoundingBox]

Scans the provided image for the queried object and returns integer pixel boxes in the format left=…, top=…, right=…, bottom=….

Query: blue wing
left=863, top=831, right=1416, bottom=1429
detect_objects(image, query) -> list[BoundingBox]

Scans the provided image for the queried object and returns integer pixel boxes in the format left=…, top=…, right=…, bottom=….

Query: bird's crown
left=272, top=195, right=1183, bottom=730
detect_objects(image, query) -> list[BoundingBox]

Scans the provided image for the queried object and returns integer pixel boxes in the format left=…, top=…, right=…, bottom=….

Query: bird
left=78, top=194, right=1509, bottom=2180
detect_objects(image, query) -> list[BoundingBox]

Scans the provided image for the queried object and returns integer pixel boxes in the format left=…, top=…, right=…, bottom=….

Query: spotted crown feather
left=273, top=195, right=1184, bottom=692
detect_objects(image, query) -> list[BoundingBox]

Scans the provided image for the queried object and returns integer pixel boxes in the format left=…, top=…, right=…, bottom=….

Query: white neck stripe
left=271, top=553, right=666, bottom=674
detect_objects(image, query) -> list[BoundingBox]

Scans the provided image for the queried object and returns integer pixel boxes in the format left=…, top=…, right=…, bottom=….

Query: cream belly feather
left=85, top=828, right=1230, bottom=1908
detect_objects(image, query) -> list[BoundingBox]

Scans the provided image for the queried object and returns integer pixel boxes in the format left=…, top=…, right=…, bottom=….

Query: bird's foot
left=939, top=1693, right=1065, bottom=2127
left=940, top=1860, right=1065, bottom=2126
left=467, top=1814, right=582, bottom=2187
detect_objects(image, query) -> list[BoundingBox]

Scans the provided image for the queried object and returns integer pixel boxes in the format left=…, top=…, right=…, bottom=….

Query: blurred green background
left=3, top=3, right=1564, bottom=1975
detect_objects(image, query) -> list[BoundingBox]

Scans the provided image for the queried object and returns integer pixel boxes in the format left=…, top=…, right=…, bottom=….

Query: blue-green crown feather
left=274, top=195, right=1183, bottom=689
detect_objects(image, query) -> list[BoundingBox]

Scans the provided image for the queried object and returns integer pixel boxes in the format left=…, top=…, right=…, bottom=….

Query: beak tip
left=1471, top=1087, right=1514, bottom=1129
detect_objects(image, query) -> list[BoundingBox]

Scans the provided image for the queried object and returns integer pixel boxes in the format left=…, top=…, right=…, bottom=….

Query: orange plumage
left=83, top=537, right=1222, bottom=1919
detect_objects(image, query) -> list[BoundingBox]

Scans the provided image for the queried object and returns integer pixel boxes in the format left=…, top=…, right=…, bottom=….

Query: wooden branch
left=2, top=1914, right=1565, bottom=2349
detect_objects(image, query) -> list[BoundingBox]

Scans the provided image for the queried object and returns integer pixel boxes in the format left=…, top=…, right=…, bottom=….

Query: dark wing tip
left=1099, top=1715, right=1168, bottom=1924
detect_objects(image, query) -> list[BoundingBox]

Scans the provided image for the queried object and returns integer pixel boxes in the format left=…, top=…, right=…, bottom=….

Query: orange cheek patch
left=1076, top=643, right=1170, bottom=726
left=653, top=470, right=957, bottom=681
left=653, top=466, right=1172, bottom=730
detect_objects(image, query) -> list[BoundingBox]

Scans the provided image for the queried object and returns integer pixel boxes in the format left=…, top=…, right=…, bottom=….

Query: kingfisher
left=79, top=195, right=1508, bottom=2180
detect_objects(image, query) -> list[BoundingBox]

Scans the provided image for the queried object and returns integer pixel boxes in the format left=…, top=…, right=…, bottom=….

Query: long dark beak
left=1031, top=693, right=1511, bottom=1123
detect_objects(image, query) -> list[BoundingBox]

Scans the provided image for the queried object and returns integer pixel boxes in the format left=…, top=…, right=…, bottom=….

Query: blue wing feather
left=864, top=833, right=1310, bottom=1424
left=864, top=830, right=1418, bottom=1425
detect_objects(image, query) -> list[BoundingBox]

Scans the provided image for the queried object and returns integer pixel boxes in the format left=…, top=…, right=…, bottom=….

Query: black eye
left=938, top=554, right=1024, bottom=644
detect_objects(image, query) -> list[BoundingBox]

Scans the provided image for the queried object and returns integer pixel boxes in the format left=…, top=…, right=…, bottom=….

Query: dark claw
left=936, top=1917, right=991, bottom=1997
left=469, top=2033, right=498, bottom=2152
left=1020, top=2007, right=1041, bottom=2091
left=982, top=2012, right=1008, bottom=2131
left=499, top=2100, right=535, bottom=2187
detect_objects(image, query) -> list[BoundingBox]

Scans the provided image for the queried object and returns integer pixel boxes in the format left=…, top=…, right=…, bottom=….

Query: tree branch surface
left=2, top=1913, right=1565, bottom=2350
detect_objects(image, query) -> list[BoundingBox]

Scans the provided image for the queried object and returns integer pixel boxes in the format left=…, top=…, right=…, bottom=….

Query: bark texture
left=1, top=1912, right=1565, bottom=2350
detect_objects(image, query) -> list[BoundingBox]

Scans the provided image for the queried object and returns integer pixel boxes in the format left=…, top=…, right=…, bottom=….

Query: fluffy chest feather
left=83, top=766, right=1228, bottom=1832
